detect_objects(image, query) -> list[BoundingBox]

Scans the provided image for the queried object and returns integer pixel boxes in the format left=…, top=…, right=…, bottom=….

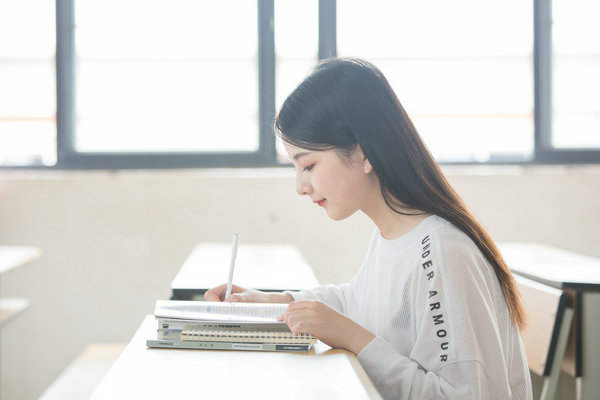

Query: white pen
left=225, top=234, right=239, bottom=300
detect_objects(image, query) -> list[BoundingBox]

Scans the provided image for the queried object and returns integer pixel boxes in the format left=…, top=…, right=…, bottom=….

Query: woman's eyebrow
left=292, top=152, right=312, bottom=161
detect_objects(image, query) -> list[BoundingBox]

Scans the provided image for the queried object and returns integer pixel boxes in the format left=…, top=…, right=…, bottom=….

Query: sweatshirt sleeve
left=356, top=234, right=521, bottom=399
left=284, top=283, right=350, bottom=313
left=358, top=337, right=506, bottom=399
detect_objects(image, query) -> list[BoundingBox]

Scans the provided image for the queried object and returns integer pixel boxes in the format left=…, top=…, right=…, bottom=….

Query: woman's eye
left=303, top=164, right=314, bottom=172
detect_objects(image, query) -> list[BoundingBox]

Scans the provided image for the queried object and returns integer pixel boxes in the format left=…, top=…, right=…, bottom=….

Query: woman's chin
left=325, top=208, right=355, bottom=221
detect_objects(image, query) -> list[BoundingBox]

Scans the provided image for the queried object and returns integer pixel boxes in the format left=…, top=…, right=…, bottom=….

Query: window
left=56, top=0, right=273, bottom=168
left=533, top=0, right=599, bottom=163
left=0, top=0, right=598, bottom=168
left=75, top=1, right=258, bottom=154
left=552, top=0, right=600, bottom=150
left=0, top=0, right=56, bottom=166
left=338, top=0, right=533, bottom=163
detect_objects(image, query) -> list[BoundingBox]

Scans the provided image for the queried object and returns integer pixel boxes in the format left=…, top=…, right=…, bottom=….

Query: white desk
left=500, top=243, right=600, bottom=400
left=91, top=315, right=381, bottom=399
left=171, top=243, right=320, bottom=300
left=0, top=245, right=41, bottom=327
left=0, top=246, right=42, bottom=275
left=0, top=245, right=42, bottom=398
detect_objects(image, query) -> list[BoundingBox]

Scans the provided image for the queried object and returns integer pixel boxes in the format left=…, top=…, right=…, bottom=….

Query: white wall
left=1, top=165, right=599, bottom=399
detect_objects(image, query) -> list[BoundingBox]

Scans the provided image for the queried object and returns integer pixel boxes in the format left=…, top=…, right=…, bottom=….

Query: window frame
left=1, top=0, right=598, bottom=170
left=55, top=0, right=277, bottom=169
left=324, top=0, right=600, bottom=165
left=533, top=0, right=600, bottom=164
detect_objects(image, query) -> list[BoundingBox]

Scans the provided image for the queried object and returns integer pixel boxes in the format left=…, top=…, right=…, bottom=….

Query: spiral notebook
left=146, top=300, right=316, bottom=352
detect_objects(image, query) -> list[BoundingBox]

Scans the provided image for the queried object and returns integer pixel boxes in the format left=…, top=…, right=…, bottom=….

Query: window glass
left=75, top=0, right=258, bottom=153
left=552, top=0, right=600, bottom=149
left=274, top=0, right=319, bottom=161
left=0, top=0, right=56, bottom=166
left=338, top=0, right=533, bottom=162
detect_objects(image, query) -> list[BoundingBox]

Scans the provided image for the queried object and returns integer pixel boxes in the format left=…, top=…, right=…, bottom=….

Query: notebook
left=146, top=300, right=316, bottom=352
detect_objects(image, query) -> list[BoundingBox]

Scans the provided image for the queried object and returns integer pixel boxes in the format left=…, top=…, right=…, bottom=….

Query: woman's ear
left=363, top=158, right=373, bottom=174
left=355, top=145, right=373, bottom=174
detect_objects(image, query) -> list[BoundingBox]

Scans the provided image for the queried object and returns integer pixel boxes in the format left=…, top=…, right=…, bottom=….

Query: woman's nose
left=296, top=174, right=312, bottom=196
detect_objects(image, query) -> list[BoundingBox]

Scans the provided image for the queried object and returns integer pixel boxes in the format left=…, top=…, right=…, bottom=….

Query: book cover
left=156, top=317, right=289, bottom=332
left=146, top=339, right=312, bottom=352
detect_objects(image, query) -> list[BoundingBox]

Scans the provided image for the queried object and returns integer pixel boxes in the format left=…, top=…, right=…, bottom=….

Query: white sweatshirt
left=289, top=215, right=532, bottom=399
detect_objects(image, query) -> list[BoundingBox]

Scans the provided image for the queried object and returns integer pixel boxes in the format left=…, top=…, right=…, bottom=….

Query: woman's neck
left=362, top=192, right=430, bottom=240
left=378, top=209, right=430, bottom=239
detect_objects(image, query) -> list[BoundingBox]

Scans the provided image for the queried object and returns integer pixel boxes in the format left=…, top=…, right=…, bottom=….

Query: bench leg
left=540, top=307, right=574, bottom=400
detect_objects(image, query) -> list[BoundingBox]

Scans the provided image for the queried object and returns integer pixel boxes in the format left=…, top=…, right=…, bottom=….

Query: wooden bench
left=514, top=275, right=574, bottom=400
left=39, top=343, right=126, bottom=400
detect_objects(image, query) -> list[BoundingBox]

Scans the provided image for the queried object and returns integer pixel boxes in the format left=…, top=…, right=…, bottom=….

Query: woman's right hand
left=204, top=284, right=293, bottom=304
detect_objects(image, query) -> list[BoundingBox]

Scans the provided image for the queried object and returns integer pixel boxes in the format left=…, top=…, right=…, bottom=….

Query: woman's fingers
left=204, top=284, right=245, bottom=302
left=226, top=291, right=250, bottom=302
left=204, top=284, right=228, bottom=301
left=286, top=300, right=312, bottom=312
left=278, top=300, right=375, bottom=354
left=282, top=301, right=325, bottom=333
left=204, top=285, right=289, bottom=304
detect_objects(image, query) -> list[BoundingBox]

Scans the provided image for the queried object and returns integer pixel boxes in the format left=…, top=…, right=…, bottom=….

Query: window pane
left=338, top=0, right=533, bottom=162
left=274, top=0, right=319, bottom=161
left=0, top=0, right=56, bottom=166
left=75, top=0, right=258, bottom=153
left=552, top=0, right=600, bottom=149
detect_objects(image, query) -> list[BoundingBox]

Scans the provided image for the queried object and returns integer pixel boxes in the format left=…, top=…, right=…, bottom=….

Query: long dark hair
left=274, top=58, right=525, bottom=330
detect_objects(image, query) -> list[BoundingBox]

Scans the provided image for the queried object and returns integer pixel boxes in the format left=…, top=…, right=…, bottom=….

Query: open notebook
left=146, top=300, right=316, bottom=352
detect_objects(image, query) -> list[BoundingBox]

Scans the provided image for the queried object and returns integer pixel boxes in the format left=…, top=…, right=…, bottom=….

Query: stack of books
left=146, top=300, right=317, bottom=352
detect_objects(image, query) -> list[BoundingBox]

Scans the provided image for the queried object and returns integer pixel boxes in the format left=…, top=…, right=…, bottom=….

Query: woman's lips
left=315, top=199, right=326, bottom=207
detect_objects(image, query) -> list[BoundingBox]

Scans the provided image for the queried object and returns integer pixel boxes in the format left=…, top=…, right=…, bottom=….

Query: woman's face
left=284, top=142, right=376, bottom=221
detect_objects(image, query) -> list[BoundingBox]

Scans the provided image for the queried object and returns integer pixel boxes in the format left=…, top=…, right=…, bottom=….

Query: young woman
left=205, top=58, right=532, bottom=399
